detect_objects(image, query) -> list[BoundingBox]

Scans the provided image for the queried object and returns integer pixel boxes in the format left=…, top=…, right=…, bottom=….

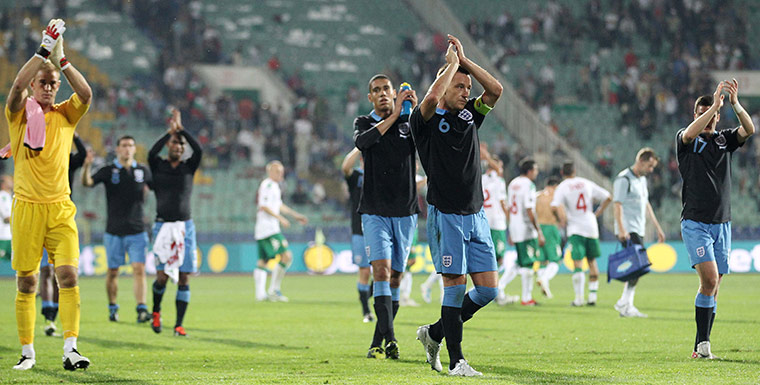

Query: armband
left=474, top=97, right=493, bottom=115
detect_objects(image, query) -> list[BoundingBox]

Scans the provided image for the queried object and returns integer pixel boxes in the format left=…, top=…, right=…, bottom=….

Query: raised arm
left=341, top=147, right=361, bottom=177
left=682, top=82, right=723, bottom=144
left=61, top=63, right=92, bottom=106
left=181, top=130, right=202, bottom=169
left=419, top=43, right=460, bottom=121
left=7, top=20, right=66, bottom=113
left=724, top=78, right=755, bottom=143
left=449, top=35, right=503, bottom=108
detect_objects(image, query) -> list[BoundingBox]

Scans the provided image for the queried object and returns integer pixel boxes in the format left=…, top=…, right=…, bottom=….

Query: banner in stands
left=2, top=241, right=760, bottom=276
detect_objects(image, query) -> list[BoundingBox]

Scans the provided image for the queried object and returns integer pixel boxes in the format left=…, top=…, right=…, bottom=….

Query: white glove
left=49, top=38, right=70, bottom=70
left=36, top=19, right=66, bottom=59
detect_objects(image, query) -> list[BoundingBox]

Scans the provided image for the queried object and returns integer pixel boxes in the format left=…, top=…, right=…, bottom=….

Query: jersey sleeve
left=723, top=127, right=745, bottom=152
left=57, top=93, right=90, bottom=126
left=257, top=181, right=277, bottom=209
left=676, top=129, right=688, bottom=154
left=143, top=166, right=153, bottom=185
left=612, top=176, right=628, bottom=203
left=409, top=106, right=430, bottom=138
left=91, top=166, right=109, bottom=186
left=353, top=116, right=381, bottom=151
left=467, top=98, right=487, bottom=128
left=591, top=182, right=611, bottom=201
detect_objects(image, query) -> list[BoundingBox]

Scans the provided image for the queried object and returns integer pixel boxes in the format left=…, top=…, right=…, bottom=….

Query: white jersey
left=507, top=175, right=537, bottom=242
left=0, top=190, right=10, bottom=240
left=255, top=178, right=283, bottom=240
left=482, top=171, right=507, bottom=230
left=551, top=176, right=610, bottom=239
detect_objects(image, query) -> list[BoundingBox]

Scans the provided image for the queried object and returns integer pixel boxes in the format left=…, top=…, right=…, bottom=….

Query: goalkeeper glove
left=35, top=19, right=66, bottom=60
left=49, top=38, right=70, bottom=70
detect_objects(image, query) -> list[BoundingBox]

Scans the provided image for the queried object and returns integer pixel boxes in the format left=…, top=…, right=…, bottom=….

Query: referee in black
left=82, top=135, right=152, bottom=323
left=354, top=74, right=419, bottom=360
left=148, top=109, right=203, bottom=337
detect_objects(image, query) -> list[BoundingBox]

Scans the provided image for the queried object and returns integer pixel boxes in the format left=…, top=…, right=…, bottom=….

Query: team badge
left=696, top=246, right=705, bottom=258
left=134, top=169, right=145, bottom=183
left=715, top=133, right=727, bottom=149
left=458, top=109, right=473, bottom=121
left=111, top=169, right=120, bottom=184
left=442, top=255, right=452, bottom=267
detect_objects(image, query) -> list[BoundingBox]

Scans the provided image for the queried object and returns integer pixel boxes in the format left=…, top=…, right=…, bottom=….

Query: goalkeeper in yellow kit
left=6, top=19, right=92, bottom=371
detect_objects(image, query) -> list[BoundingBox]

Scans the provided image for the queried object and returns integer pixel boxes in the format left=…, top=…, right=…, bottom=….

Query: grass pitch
left=0, top=273, right=758, bottom=384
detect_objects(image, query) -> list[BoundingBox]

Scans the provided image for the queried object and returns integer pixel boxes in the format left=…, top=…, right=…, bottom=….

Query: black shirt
left=68, top=135, right=86, bottom=197
left=92, top=160, right=152, bottom=235
left=345, top=168, right=363, bottom=235
left=410, top=98, right=487, bottom=215
left=148, top=131, right=202, bottom=222
left=676, top=127, right=743, bottom=223
left=353, top=111, right=419, bottom=217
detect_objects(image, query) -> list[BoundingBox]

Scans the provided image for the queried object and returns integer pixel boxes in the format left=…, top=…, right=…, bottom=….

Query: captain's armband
left=474, top=97, right=493, bottom=115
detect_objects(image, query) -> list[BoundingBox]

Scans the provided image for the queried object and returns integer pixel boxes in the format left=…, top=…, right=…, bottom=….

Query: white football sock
left=254, top=268, right=267, bottom=299
left=536, top=267, right=546, bottom=282
left=63, top=337, right=77, bottom=353
left=545, top=262, right=559, bottom=281
left=22, top=344, right=34, bottom=359
left=498, top=264, right=518, bottom=291
left=588, top=280, right=599, bottom=303
left=400, top=271, right=413, bottom=299
left=519, top=268, right=534, bottom=302
left=572, top=272, right=585, bottom=303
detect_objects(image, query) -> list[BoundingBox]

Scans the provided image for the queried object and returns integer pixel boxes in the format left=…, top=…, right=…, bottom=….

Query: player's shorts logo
left=354, top=254, right=362, bottom=265
left=458, top=109, right=473, bottom=121
left=442, top=255, right=452, bottom=267
left=696, top=246, right=705, bottom=257
left=365, top=246, right=371, bottom=257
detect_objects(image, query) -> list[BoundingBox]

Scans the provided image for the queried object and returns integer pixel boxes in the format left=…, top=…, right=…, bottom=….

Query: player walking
left=253, top=161, right=308, bottom=302
left=612, top=148, right=664, bottom=318
left=534, top=177, right=562, bottom=299
left=354, top=73, right=419, bottom=360
left=148, top=109, right=202, bottom=337
left=412, top=35, right=503, bottom=376
left=82, top=135, right=152, bottom=323
left=7, top=19, right=92, bottom=370
left=551, top=162, right=611, bottom=307
left=507, top=158, right=545, bottom=306
left=678, top=80, right=753, bottom=358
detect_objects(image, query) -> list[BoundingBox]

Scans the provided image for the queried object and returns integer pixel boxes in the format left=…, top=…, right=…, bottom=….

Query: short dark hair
left=694, top=95, right=714, bottom=114
left=519, top=158, right=536, bottom=175
left=368, top=74, right=391, bottom=92
left=116, top=135, right=135, bottom=146
left=436, top=64, right=470, bottom=78
left=546, top=176, right=560, bottom=187
left=561, top=161, right=575, bottom=176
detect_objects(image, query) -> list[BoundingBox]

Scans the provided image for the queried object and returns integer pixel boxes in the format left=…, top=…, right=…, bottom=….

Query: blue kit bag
left=607, top=241, right=652, bottom=283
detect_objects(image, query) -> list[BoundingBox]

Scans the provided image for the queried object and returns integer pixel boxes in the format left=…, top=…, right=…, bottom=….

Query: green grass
left=0, top=273, right=759, bottom=384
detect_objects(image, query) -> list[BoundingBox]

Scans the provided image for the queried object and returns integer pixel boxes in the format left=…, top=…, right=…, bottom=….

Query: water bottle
left=398, top=82, right=412, bottom=135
